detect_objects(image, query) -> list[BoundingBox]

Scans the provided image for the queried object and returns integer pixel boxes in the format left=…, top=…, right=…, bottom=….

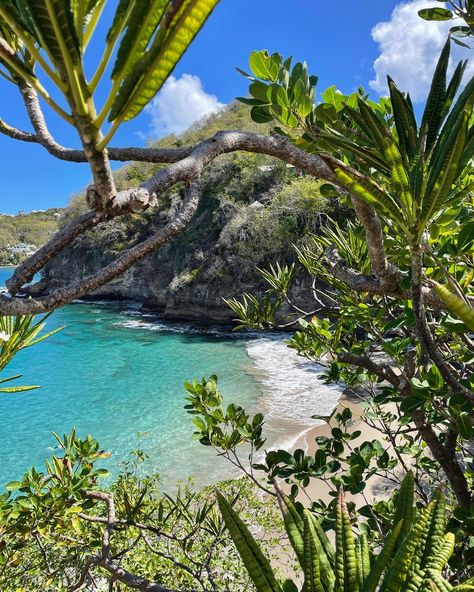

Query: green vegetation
left=0, top=431, right=282, bottom=592
left=187, top=34, right=474, bottom=585
left=53, top=102, right=347, bottom=310
left=0, top=209, right=61, bottom=265
left=0, top=2, right=472, bottom=591
left=218, top=473, right=467, bottom=592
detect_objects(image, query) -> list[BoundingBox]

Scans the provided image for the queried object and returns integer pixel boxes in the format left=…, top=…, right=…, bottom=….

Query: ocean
left=0, top=266, right=342, bottom=489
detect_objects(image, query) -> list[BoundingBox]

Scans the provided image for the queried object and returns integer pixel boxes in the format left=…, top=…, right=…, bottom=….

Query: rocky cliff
left=44, top=104, right=347, bottom=323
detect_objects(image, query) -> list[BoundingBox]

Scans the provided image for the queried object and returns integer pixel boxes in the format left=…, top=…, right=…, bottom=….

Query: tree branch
left=350, top=197, right=402, bottom=289
left=0, top=181, right=200, bottom=314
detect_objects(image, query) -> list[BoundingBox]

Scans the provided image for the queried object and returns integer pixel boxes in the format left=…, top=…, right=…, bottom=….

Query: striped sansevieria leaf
left=218, top=473, right=465, bottom=592
left=216, top=492, right=283, bottom=592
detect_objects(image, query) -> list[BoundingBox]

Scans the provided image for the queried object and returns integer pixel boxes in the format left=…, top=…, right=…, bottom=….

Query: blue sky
left=0, top=0, right=470, bottom=214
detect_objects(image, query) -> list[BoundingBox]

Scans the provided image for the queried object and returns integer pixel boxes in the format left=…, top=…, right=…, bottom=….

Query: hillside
left=0, top=209, right=62, bottom=265
left=44, top=103, right=348, bottom=322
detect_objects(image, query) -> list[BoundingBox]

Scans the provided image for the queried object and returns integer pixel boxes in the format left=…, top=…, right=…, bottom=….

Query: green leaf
left=362, top=521, right=402, bottom=592
left=418, top=7, right=454, bottom=21
left=435, top=284, right=474, bottom=329
left=5, top=480, right=22, bottom=490
left=335, top=490, right=359, bottom=592
left=303, top=512, right=324, bottom=592
left=249, top=80, right=270, bottom=103
left=392, top=471, right=415, bottom=542
left=109, top=0, right=219, bottom=122
left=217, top=492, right=282, bottom=592
left=387, top=77, right=417, bottom=162
left=111, top=0, right=168, bottom=80
left=420, top=40, right=450, bottom=152
left=421, top=106, right=469, bottom=228
left=27, top=0, right=80, bottom=66
left=456, top=413, right=473, bottom=440
left=250, top=105, right=274, bottom=124
left=249, top=50, right=279, bottom=82
left=457, top=221, right=474, bottom=252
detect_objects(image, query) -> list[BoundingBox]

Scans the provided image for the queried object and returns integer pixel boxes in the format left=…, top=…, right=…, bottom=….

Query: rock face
left=45, top=232, right=317, bottom=324
left=43, top=104, right=344, bottom=324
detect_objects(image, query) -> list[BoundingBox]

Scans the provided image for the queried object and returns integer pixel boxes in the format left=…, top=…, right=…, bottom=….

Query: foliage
left=0, top=314, right=59, bottom=392
left=187, top=40, right=474, bottom=581
left=239, top=42, right=473, bottom=244
left=418, top=0, right=473, bottom=47
left=0, top=430, right=283, bottom=591
left=0, top=0, right=219, bottom=148
left=218, top=473, right=473, bottom=592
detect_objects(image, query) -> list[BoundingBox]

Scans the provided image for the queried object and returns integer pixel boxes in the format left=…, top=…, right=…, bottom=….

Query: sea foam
left=245, top=338, right=343, bottom=429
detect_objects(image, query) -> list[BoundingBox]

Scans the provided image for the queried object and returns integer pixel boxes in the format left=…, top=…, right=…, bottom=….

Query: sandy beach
left=289, top=389, right=395, bottom=507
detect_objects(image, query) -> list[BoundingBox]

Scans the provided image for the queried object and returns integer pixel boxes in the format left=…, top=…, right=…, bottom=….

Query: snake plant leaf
left=387, top=76, right=418, bottom=163
left=362, top=521, right=402, bottom=592
left=434, top=284, right=474, bottom=331
left=418, top=491, right=446, bottom=570
left=217, top=492, right=283, bottom=592
left=425, top=533, right=456, bottom=572
left=359, top=534, right=371, bottom=584
left=26, top=0, right=81, bottom=66
left=380, top=502, right=434, bottom=592
left=420, top=106, right=470, bottom=228
left=303, top=511, right=336, bottom=591
left=310, top=513, right=336, bottom=570
left=423, top=569, right=454, bottom=592
left=279, top=492, right=304, bottom=565
left=335, top=489, right=359, bottom=592
left=111, top=0, right=168, bottom=80
left=303, top=512, right=325, bottom=592
left=108, top=0, right=219, bottom=122
left=392, top=471, right=415, bottom=543
left=420, top=40, right=449, bottom=152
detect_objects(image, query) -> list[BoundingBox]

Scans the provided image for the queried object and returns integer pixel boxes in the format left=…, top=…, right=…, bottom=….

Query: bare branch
left=350, top=197, right=402, bottom=289
left=6, top=211, right=108, bottom=295
left=0, top=118, right=37, bottom=143
left=0, top=182, right=200, bottom=314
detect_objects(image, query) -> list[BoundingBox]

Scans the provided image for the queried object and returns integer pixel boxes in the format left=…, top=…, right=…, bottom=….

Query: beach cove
left=0, top=267, right=345, bottom=490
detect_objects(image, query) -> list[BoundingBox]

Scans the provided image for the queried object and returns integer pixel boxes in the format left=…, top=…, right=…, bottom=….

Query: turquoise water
left=0, top=267, right=262, bottom=489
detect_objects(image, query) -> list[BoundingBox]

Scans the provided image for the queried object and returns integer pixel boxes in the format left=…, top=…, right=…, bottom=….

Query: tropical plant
left=218, top=472, right=473, bottom=592
left=228, top=40, right=474, bottom=497
left=187, top=39, right=474, bottom=576
left=0, top=314, right=59, bottom=391
left=0, top=430, right=282, bottom=592
left=418, top=0, right=473, bottom=47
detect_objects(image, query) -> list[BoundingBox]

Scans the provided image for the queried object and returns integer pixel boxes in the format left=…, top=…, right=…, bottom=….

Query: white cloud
left=370, top=0, right=473, bottom=102
left=145, top=74, right=224, bottom=138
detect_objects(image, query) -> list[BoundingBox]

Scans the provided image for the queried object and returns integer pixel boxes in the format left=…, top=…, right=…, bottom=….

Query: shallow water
left=0, top=267, right=343, bottom=489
